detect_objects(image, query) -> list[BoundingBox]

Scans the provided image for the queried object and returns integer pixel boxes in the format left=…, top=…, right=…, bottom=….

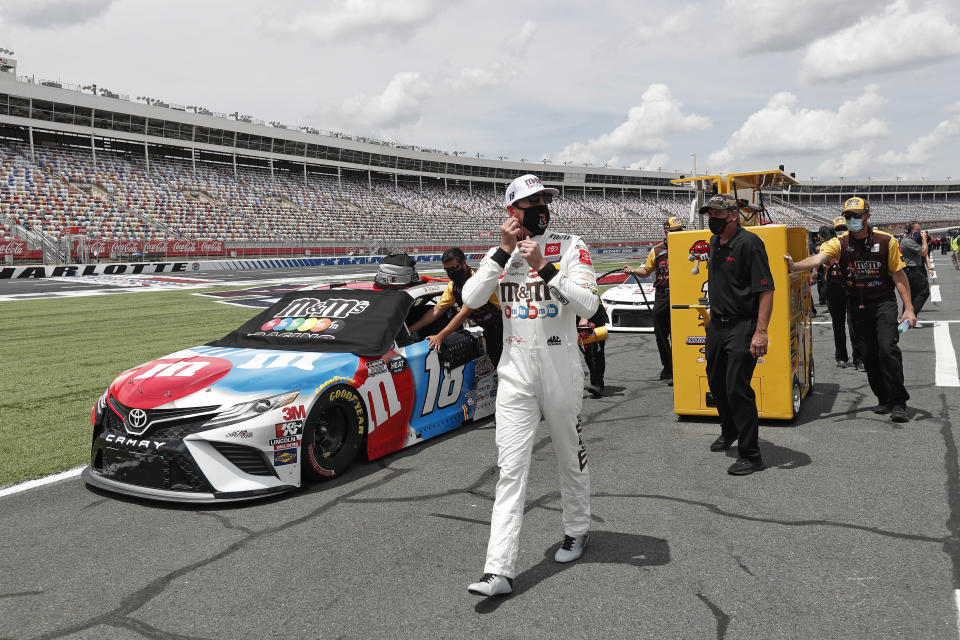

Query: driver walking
left=463, top=174, right=601, bottom=597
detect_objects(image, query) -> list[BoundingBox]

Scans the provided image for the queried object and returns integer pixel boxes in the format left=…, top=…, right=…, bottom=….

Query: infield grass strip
left=0, top=290, right=253, bottom=488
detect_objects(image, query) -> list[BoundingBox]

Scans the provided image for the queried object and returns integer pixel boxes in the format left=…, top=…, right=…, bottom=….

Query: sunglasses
left=843, top=212, right=864, bottom=220
left=524, top=193, right=553, bottom=205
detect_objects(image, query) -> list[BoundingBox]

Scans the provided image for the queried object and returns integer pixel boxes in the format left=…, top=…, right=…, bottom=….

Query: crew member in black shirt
left=701, top=194, right=775, bottom=476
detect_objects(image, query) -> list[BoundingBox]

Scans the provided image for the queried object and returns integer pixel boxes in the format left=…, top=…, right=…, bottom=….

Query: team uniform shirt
left=819, top=229, right=905, bottom=302
left=435, top=270, right=502, bottom=331
left=462, top=228, right=599, bottom=579
left=707, top=227, right=775, bottom=320
left=643, top=241, right=670, bottom=289
left=463, top=230, right=599, bottom=348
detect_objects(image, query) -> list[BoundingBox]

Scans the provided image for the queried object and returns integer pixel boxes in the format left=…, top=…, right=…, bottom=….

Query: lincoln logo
left=127, top=408, right=148, bottom=429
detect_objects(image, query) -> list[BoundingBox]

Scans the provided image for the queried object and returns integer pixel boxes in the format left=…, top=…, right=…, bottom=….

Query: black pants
left=583, top=340, right=605, bottom=388
left=826, top=283, right=859, bottom=363
left=705, top=317, right=761, bottom=462
left=653, top=288, right=672, bottom=375
left=849, top=296, right=909, bottom=406
left=903, top=266, right=929, bottom=317
left=484, top=324, right=503, bottom=368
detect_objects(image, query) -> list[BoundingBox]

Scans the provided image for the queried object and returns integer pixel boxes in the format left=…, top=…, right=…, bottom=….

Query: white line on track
left=955, top=590, right=960, bottom=639
left=0, top=465, right=85, bottom=499
left=935, top=322, right=960, bottom=387
left=932, top=285, right=942, bottom=303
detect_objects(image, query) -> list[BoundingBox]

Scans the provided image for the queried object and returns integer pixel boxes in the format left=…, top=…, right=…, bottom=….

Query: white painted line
left=935, top=322, right=960, bottom=387
left=954, top=589, right=960, bottom=639
left=932, top=285, right=942, bottom=303
left=0, top=466, right=85, bottom=499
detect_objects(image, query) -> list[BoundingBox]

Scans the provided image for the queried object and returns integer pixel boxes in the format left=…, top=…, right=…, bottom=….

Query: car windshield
left=208, top=289, right=414, bottom=357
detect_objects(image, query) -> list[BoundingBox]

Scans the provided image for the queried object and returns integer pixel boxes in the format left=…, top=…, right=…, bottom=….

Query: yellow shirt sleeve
left=435, top=283, right=457, bottom=311
left=819, top=236, right=842, bottom=262
left=887, top=236, right=906, bottom=273
left=643, top=247, right=657, bottom=272
left=488, top=292, right=501, bottom=310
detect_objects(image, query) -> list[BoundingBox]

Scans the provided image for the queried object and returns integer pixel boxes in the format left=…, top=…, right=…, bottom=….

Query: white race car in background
left=597, top=269, right=657, bottom=333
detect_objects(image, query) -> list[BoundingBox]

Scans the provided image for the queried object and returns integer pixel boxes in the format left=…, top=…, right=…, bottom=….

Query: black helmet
left=374, top=252, right=421, bottom=289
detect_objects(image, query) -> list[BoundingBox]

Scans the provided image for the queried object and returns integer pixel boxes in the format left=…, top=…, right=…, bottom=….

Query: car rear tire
left=302, top=384, right=367, bottom=482
left=791, top=376, right=802, bottom=421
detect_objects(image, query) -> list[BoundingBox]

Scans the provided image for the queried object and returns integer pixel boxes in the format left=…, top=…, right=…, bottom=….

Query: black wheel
left=808, top=357, right=815, bottom=393
left=302, top=384, right=367, bottom=481
left=791, top=376, right=802, bottom=420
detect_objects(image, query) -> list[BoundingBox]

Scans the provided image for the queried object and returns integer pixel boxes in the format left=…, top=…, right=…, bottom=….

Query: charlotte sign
left=81, top=239, right=226, bottom=254
left=0, top=239, right=27, bottom=257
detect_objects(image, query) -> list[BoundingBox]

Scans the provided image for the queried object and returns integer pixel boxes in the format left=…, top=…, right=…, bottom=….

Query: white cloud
left=332, top=72, right=430, bottom=130
left=814, top=107, right=960, bottom=177
left=708, top=85, right=890, bottom=168
left=801, top=0, right=960, bottom=83
left=450, top=22, right=537, bottom=90
left=555, top=84, right=711, bottom=166
left=627, top=154, right=671, bottom=171
left=0, top=0, right=113, bottom=28
left=723, top=0, right=876, bottom=53
left=944, top=101, right=960, bottom=114
left=263, top=0, right=451, bottom=42
left=635, top=5, right=699, bottom=41
left=505, top=20, right=537, bottom=55
left=875, top=113, right=960, bottom=166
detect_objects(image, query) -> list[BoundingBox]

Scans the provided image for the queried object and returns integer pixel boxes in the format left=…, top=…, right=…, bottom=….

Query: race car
left=597, top=268, right=657, bottom=333
left=82, top=281, right=498, bottom=503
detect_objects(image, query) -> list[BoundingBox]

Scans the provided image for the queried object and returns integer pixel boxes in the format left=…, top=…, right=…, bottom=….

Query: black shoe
left=709, top=437, right=731, bottom=452
left=728, top=458, right=764, bottom=475
left=586, top=384, right=603, bottom=398
left=890, top=404, right=908, bottom=422
left=854, top=361, right=866, bottom=372
left=659, top=368, right=672, bottom=380
left=666, top=378, right=673, bottom=386
left=836, top=360, right=850, bottom=368
left=872, top=404, right=892, bottom=415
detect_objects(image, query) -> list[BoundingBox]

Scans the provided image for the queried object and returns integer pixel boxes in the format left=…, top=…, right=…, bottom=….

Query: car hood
left=109, top=346, right=364, bottom=410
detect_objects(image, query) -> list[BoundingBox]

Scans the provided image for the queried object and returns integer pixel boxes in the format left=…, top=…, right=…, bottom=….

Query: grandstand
left=1, top=68, right=959, bottom=264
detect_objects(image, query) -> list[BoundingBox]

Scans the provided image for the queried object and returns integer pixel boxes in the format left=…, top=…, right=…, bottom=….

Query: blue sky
left=2, top=0, right=959, bottom=180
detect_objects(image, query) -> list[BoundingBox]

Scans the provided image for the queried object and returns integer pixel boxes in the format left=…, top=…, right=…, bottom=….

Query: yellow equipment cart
left=669, top=170, right=814, bottom=420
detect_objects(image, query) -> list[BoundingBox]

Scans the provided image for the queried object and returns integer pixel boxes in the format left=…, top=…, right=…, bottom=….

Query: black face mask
left=521, top=204, right=550, bottom=236
left=708, top=215, right=730, bottom=235
left=445, top=266, right=470, bottom=284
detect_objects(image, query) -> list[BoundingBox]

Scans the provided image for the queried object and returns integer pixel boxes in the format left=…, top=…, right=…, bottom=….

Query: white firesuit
left=462, top=229, right=600, bottom=578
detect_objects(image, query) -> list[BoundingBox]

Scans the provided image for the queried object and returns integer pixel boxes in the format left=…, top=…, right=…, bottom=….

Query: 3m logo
left=545, top=243, right=561, bottom=256
left=282, top=405, right=306, bottom=421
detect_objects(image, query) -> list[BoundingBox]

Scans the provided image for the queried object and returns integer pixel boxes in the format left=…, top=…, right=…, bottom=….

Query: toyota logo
left=127, top=408, right=148, bottom=429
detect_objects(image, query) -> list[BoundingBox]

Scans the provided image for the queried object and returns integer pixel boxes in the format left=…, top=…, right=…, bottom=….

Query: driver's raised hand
left=500, top=217, right=521, bottom=254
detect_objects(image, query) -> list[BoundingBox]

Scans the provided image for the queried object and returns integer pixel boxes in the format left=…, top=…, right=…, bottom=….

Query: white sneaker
left=467, top=573, right=513, bottom=597
left=555, top=533, right=589, bottom=563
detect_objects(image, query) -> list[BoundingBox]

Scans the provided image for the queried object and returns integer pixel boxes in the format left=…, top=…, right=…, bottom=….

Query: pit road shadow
left=474, top=531, right=670, bottom=613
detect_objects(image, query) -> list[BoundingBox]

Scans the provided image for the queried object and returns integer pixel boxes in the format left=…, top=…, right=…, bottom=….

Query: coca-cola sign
left=199, top=240, right=224, bottom=252
left=170, top=240, right=197, bottom=253
left=0, top=239, right=27, bottom=256
left=110, top=240, right=141, bottom=253
left=143, top=240, right=169, bottom=252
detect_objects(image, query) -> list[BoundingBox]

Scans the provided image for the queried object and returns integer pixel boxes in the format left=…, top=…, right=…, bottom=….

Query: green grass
left=0, top=289, right=254, bottom=487
left=0, top=260, right=631, bottom=488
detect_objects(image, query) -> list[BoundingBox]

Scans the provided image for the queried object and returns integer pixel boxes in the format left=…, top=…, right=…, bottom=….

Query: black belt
left=711, top=314, right=751, bottom=325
